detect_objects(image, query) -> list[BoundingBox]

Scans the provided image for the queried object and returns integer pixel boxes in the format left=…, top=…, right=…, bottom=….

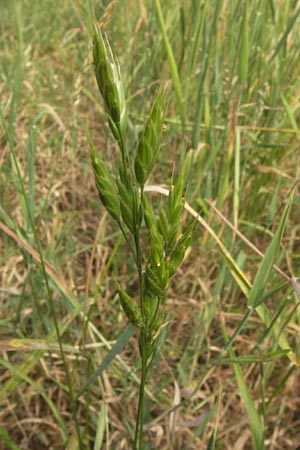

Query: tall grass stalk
left=91, top=25, right=193, bottom=448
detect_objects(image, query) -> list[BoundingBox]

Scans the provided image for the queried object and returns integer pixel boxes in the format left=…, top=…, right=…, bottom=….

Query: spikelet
left=168, top=223, right=194, bottom=276
left=90, top=144, right=120, bottom=222
left=117, top=169, right=141, bottom=233
left=134, top=86, right=165, bottom=186
left=93, top=25, right=126, bottom=149
left=118, top=289, right=144, bottom=328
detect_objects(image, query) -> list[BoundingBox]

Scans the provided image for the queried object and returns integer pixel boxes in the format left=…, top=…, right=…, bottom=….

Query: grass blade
left=155, top=0, right=185, bottom=130
left=93, top=403, right=106, bottom=450
left=247, top=188, right=294, bottom=309
left=216, top=349, right=291, bottom=365
left=238, top=0, right=249, bottom=84
left=268, top=5, right=300, bottom=62
left=184, top=402, right=218, bottom=450
left=221, top=320, right=264, bottom=450
left=76, top=324, right=136, bottom=399
left=206, top=428, right=217, bottom=450
left=232, top=358, right=264, bottom=450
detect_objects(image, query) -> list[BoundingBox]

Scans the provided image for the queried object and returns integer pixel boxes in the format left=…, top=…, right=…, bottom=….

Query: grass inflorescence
left=0, top=1, right=300, bottom=449
left=91, top=24, right=196, bottom=448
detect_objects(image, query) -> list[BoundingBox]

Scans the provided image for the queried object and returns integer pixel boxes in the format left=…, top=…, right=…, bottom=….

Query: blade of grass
left=206, top=428, right=217, bottom=450
left=216, top=349, right=290, bottom=365
left=247, top=188, right=294, bottom=309
left=76, top=324, right=136, bottom=399
left=266, top=365, right=296, bottom=406
left=238, top=0, right=249, bottom=84
left=155, top=0, right=185, bottom=131
left=217, top=106, right=236, bottom=208
left=93, top=403, right=106, bottom=450
left=231, top=357, right=265, bottom=450
left=184, top=0, right=208, bottom=104
left=268, top=5, right=300, bottom=63
left=7, top=0, right=25, bottom=142
left=184, top=402, right=218, bottom=450
left=191, top=0, right=222, bottom=149
left=25, top=121, right=36, bottom=229
left=221, top=323, right=264, bottom=450
left=233, top=127, right=241, bottom=228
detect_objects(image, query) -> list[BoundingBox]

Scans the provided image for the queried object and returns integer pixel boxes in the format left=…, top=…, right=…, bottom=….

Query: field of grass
left=1, top=0, right=300, bottom=449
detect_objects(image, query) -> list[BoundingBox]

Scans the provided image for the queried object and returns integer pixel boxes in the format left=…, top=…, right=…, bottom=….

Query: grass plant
left=91, top=25, right=194, bottom=448
left=1, top=1, right=300, bottom=449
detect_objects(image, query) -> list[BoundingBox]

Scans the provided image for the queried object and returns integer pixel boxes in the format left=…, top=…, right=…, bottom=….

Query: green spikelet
left=90, top=144, right=120, bottom=222
left=134, top=86, right=165, bottom=186
left=117, top=175, right=141, bottom=233
left=143, top=292, right=159, bottom=325
left=118, top=289, right=144, bottom=328
left=93, top=25, right=127, bottom=148
left=168, top=223, right=194, bottom=276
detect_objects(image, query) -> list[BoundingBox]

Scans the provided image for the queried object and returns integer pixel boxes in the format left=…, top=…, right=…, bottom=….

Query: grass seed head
left=93, top=25, right=127, bottom=142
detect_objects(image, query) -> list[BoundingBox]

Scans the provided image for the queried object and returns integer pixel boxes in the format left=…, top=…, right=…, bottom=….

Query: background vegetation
left=1, top=0, right=300, bottom=448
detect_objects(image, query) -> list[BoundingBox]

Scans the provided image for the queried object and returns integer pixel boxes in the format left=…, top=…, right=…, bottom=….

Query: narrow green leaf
left=206, top=428, right=217, bottom=450
left=268, top=6, right=300, bottom=62
left=93, top=403, right=106, bottom=450
left=155, top=0, right=185, bottom=130
left=238, top=0, right=249, bottom=84
left=232, top=359, right=264, bottom=450
left=247, top=189, right=294, bottom=309
left=220, top=321, right=264, bottom=450
left=77, top=324, right=136, bottom=399
left=185, top=0, right=207, bottom=87
left=184, top=403, right=218, bottom=449
left=216, top=349, right=291, bottom=365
